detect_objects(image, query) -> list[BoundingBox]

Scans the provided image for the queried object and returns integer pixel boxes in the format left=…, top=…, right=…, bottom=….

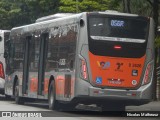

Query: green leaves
left=59, top=0, right=77, bottom=12
left=59, top=0, right=111, bottom=13
left=0, top=0, right=60, bottom=29
left=130, top=0, right=152, bottom=16
left=0, top=0, right=158, bottom=31
left=0, top=0, right=116, bottom=29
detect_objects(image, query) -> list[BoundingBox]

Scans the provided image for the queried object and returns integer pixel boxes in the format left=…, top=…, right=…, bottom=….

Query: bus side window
left=4, top=41, right=10, bottom=58
left=10, top=43, right=15, bottom=58
left=70, top=59, right=74, bottom=70
left=46, top=24, right=77, bottom=72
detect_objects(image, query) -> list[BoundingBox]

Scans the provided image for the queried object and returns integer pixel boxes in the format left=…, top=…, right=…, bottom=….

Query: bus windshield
left=88, top=15, right=149, bottom=58
left=89, top=16, right=149, bottom=43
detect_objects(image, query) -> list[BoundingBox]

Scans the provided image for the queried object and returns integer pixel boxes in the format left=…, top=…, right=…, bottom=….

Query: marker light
left=114, top=45, right=122, bottom=50
left=80, top=58, right=88, bottom=80
left=142, top=62, right=152, bottom=85
left=0, top=62, right=5, bottom=79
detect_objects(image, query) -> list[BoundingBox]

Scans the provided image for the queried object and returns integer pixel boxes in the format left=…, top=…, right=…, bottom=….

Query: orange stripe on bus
left=55, top=75, right=74, bottom=96
left=44, top=78, right=49, bottom=94
left=56, top=75, right=65, bottom=95
left=30, top=78, right=38, bottom=92
left=89, top=51, right=146, bottom=88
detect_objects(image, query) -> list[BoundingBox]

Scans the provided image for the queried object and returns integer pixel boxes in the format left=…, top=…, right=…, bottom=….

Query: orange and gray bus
left=4, top=11, right=155, bottom=111
left=0, top=30, right=10, bottom=95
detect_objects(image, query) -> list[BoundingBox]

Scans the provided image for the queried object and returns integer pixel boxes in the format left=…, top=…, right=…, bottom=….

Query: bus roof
left=0, top=30, right=10, bottom=33
left=100, top=10, right=139, bottom=17
left=11, top=13, right=83, bottom=34
left=36, top=13, right=75, bottom=23
left=10, top=11, right=147, bottom=35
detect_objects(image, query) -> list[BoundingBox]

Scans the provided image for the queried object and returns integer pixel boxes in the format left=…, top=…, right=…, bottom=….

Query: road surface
left=0, top=95, right=159, bottom=120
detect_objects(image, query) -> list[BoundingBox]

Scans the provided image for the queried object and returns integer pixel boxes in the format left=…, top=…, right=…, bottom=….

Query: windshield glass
left=89, top=16, right=148, bottom=43
left=88, top=15, right=149, bottom=58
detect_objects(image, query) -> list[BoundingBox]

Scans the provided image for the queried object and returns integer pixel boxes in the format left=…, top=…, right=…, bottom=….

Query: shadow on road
left=23, top=102, right=126, bottom=117
left=24, top=102, right=49, bottom=110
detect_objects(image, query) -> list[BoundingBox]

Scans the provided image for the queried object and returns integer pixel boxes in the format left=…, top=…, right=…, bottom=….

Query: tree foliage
left=0, top=0, right=60, bottom=29
left=0, top=0, right=159, bottom=30
left=59, top=0, right=120, bottom=13
left=117, top=0, right=153, bottom=16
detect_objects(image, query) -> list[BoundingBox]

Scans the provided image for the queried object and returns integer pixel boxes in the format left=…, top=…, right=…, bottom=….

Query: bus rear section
left=0, top=30, right=10, bottom=94
left=74, top=12, right=154, bottom=110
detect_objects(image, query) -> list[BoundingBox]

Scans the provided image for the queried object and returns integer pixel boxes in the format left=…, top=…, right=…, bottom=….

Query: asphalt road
left=0, top=95, right=159, bottom=120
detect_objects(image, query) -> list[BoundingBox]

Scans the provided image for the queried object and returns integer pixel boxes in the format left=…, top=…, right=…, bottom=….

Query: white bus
left=4, top=11, right=155, bottom=111
left=0, top=30, right=10, bottom=94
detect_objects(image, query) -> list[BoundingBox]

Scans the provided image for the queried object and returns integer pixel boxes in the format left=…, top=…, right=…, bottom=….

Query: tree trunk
left=123, top=0, right=131, bottom=13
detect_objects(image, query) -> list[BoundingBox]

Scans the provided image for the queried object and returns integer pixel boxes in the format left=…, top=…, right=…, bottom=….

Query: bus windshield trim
left=90, top=36, right=146, bottom=43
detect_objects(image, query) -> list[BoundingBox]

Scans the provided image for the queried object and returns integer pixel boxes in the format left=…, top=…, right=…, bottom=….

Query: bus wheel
left=14, top=81, right=24, bottom=104
left=48, top=80, right=59, bottom=110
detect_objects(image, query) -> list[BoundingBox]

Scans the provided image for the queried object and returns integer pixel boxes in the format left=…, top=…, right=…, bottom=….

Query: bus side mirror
left=80, top=19, right=85, bottom=27
left=4, top=52, right=8, bottom=58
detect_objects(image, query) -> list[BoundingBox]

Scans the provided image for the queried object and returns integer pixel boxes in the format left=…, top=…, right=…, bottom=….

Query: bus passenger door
left=22, top=36, right=31, bottom=94
left=38, top=33, right=49, bottom=95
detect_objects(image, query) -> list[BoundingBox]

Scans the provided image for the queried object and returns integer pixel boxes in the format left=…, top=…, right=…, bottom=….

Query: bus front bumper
left=74, top=80, right=153, bottom=105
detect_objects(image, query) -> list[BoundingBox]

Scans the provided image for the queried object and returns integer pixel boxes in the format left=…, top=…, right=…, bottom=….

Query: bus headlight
left=80, top=57, right=88, bottom=81
left=142, top=61, right=153, bottom=85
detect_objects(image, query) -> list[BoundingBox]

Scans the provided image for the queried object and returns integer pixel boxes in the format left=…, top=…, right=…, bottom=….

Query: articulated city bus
left=0, top=30, right=10, bottom=95
left=4, top=11, right=155, bottom=111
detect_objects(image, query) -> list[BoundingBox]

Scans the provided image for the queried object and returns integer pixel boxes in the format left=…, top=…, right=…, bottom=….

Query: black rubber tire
left=14, top=81, right=24, bottom=105
left=48, top=80, right=77, bottom=111
left=48, top=80, right=59, bottom=110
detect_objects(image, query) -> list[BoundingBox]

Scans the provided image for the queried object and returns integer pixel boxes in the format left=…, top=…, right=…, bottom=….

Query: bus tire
left=14, top=81, right=24, bottom=105
left=48, top=80, right=59, bottom=110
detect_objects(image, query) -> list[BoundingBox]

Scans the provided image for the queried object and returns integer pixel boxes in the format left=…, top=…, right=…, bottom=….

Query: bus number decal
left=115, top=63, right=124, bottom=72
left=129, top=63, right=142, bottom=68
left=116, top=63, right=123, bottom=70
left=111, top=20, right=125, bottom=27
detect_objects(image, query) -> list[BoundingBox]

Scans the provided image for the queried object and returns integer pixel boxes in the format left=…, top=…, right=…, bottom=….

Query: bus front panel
left=74, top=13, right=154, bottom=103
left=87, top=14, right=152, bottom=89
